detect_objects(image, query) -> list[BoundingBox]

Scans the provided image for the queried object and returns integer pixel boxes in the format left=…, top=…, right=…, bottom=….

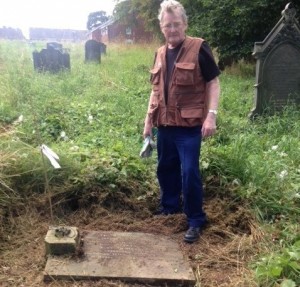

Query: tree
left=130, top=0, right=162, bottom=33
left=87, top=11, right=109, bottom=30
left=185, top=0, right=300, bottom=69
left=114, top=0, right=138, bottom=27
left=114, top=0, right=162, bottom=37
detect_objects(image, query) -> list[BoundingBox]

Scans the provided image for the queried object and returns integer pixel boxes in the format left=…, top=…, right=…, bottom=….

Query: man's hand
left=143, top=115, right=153, bottom=138
left=201, top=112, right=217, bottom=138
left=202, top=77, right=220, bottom=138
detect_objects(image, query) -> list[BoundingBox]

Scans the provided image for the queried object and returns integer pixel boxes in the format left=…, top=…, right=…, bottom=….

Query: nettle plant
left=255, top=240, right=300, bottom=286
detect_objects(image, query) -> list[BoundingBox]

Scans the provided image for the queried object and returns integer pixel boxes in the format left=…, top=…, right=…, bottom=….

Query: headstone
left=46, top=42, right=63, bottom=51
left=33, top=43, right=70, bottom=73
left=100, top=42, right=107, bottom=55
left=85, top=39, right=102, bottom=63
left=250, top=3, right=300, bottom=118
left=44, top=230, right=195, bottom=286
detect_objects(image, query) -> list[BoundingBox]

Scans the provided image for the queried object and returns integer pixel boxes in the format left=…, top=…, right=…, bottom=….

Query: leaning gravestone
left=85, top=39, right=102, bottom=63
left=250, top=3, right=300, bottom=118
left=33, top=43, right=70, bottom=73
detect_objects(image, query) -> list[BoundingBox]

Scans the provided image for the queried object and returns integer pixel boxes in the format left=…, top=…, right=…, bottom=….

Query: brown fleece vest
left=148, top=36, right=207, bottom=127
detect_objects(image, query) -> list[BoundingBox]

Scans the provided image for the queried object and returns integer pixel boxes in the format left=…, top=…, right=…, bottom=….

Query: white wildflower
left=88, top=115, right=93, bottom=123
left=16, top=115, right=23, bottom=123
left=232, top=178, right=241, bottom=186
left=60, top=131, right=68, bottom=141
left=279, top=152, right=288, bottom=157
left=271, top=145, right=278, bottom=151
left=70, top=145, right=79, bottom=152
left=13, top=115, right=24, bottom=125
left=202, top=161, right=209, bottom=169
left=278, top=170, right=288, bottom=179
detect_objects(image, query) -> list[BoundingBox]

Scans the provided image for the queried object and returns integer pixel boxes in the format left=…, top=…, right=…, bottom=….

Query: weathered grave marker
left=46, top=42, right=63, bottom=51
left=85, top=39, right=102, bottom=63
left=100, top=42, right=107, bottom=55
left=44, top=230, right=195, bottom=286
left=250, top=3, right=300, bottom=118
left=33, top=42, right=70, bottom=73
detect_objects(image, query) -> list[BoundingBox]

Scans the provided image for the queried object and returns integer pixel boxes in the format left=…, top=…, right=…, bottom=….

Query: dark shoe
left=184, top=227, right=200, bottom=243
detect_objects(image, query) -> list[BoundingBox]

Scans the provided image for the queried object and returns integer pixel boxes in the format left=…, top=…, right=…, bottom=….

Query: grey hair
left=158, top=0, right=188, bottom=24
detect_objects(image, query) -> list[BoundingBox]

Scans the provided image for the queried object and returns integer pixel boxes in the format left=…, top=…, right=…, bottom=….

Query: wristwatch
left=208, top=109, right=218, bottom=115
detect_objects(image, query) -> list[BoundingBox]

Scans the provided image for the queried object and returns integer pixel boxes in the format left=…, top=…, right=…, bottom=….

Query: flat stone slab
left=44, top=230, right=195, bottom=286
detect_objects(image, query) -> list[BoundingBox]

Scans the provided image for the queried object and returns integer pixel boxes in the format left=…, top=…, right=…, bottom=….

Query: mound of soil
left=0, top=189, right=261, bottom=287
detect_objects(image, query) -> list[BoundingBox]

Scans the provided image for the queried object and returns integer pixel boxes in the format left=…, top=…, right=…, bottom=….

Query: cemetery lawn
left=0, top=40, right=300, bottom=287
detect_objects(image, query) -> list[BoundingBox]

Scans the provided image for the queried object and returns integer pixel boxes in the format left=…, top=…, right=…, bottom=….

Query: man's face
left=160, top=11, right=187, bottom=48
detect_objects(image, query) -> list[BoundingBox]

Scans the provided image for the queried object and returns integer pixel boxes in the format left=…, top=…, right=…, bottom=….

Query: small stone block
left=45, top=226, right=79, bottom=256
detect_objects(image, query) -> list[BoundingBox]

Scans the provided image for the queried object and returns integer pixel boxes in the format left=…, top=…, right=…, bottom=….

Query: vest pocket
left=176, top=106, right=203, bottom=126
left=174, top=63, right=195, bottom=86
left=180, top=107, right=203, bottom=118
left=150, top=67, right=161, bottom=85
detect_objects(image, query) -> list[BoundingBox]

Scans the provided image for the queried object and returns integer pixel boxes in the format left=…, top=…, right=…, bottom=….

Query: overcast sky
left=0, top=0, right=116, bottom=37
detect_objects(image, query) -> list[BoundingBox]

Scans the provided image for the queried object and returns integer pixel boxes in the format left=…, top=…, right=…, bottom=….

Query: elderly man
left=143, top=0, right=221, bottom=243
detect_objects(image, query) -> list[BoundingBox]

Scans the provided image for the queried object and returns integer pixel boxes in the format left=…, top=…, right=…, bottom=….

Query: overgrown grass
left=0, top=40, right=300, bottom=286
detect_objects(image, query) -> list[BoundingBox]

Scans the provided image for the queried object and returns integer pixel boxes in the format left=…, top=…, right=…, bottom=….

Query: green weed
left=255, top=240, right=300, bottom=286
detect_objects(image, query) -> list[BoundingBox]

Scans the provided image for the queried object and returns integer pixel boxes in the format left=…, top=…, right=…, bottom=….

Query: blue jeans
left=157, top=126, right=207, bottom=228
